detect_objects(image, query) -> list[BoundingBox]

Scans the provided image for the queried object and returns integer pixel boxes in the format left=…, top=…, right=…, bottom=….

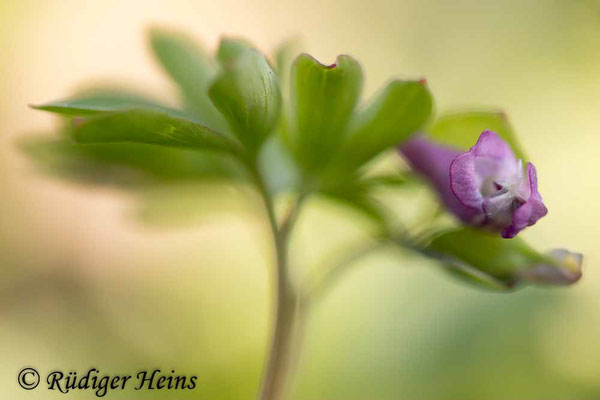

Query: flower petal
left=470, top=129, right=516, bottom=161
left=399, top=136, right=481, bottom=223
left=502, top=163, right=548, bottom=238
left=450, top=130, right=517, bottom=209
left=449, top=150, right=482, bottom=209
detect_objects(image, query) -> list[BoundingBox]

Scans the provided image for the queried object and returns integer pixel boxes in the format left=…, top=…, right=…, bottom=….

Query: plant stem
left=259, top=273, right=298, bottom=400
left=253, top=166, right=303, bottom=400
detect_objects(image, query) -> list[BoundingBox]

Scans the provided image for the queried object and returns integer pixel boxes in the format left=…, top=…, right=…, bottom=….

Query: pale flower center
left=479, top=158, right=528, bottom=224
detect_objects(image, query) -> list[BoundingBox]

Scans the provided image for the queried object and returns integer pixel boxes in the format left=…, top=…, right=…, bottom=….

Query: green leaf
left=31, top=89, right=182, bottom=117
left=216, top=37, right=254, bottom=65
left=359, top=173, right=411, bottom=188
left=428, top=111, right=526, bottom=160
left=337, top=80, right=433, bottom=169
left=273, top=38, right=301, bottom=77
left=72, top=110, right=238, bottom=152
left=285, top=54, right=364, bottom=172
left=149, top=28, right=228, bottom=132
left=425, top=227, right=574, bottom=289
left=323, top=191, right=388, bottom=230
left=273, top=38, right=302, bottom=101
left=23, top=138, right=248, bottom=186
left=209, top=49, right=282, bottom=152
left=320, top=178, right=389, bottom=230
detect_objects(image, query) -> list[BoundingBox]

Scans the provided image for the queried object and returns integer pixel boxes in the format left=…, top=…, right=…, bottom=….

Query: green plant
left=24, top=28, right=582, bottom=400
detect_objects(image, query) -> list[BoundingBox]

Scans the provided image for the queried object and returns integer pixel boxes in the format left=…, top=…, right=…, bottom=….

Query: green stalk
left=253, top=165, right=303, bottom=400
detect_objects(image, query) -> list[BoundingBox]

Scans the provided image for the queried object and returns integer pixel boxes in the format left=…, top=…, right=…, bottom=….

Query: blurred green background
left=1, top=0, right=599, bottom=399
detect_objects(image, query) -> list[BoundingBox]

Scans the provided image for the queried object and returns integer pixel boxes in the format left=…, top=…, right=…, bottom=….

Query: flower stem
left=259, top=276, right=298, bottom=400
left=253, top=166, right=303, bottom=400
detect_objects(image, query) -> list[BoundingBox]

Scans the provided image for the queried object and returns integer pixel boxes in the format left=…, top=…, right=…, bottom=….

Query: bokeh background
left=1, top=0, right=599, bottom=399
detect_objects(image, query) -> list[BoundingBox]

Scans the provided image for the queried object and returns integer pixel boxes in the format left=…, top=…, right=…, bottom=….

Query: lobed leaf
left=209, top=49, right=282, bottom=153
left=337, top=80, right=433, bottom=169
left=358, top=173, right=412, bottom=188
left=319, top=177, right=389, bottom=230
left=72, top=110, right=239, bottom=152
left=216, top=37, right=255, bottom=65
left=273, top=38, right=302, bottom=78
left=23, top=138, right=248, bottom=187
left=149, top=28, right=228, bottom=132
left=428, top=111, right=526, bottom=160
left=273, top=38, right=302, bottom=102
left=285, top=54, right=363, bottom=173
left=31, top=89, right=183, bottom=117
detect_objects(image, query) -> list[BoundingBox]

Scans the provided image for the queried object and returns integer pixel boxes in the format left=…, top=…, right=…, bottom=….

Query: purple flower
left=400, top=130, right=548, bottom=238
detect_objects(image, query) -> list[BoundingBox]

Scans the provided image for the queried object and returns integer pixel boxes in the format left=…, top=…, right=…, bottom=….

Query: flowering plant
left=24, top=29, right=582, bottom=400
